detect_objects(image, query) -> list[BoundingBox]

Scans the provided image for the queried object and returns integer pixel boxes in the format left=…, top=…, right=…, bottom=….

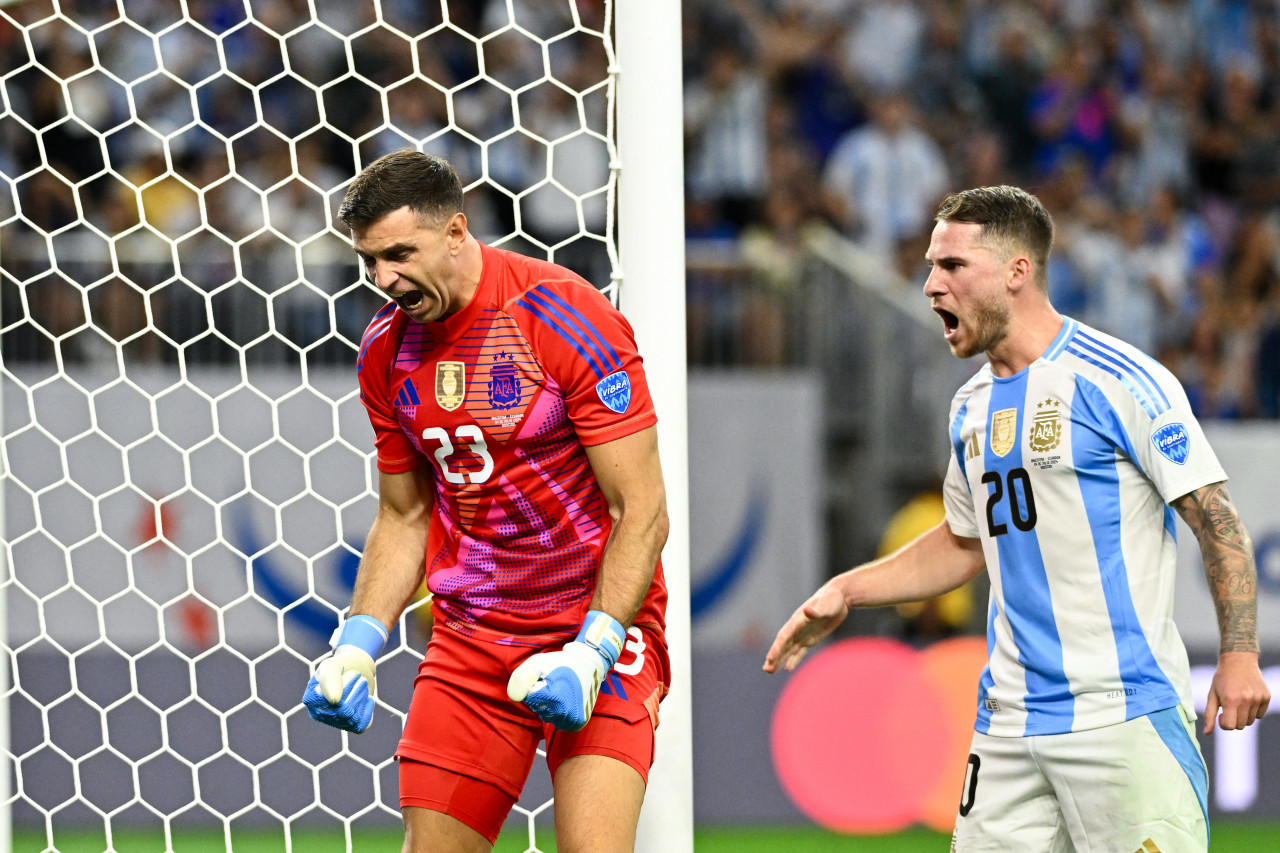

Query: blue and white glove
left=302, top=614, right=389, bottom=733
left=506, top=611, right=627, bottom=732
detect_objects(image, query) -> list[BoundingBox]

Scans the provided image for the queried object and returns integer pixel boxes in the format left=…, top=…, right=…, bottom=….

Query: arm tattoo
left=1172, top=482, right=1259, bottom=654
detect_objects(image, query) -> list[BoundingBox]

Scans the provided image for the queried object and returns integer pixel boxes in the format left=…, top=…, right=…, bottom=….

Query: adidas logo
left=1133, top=839, right=1162, bottom=853
left=965, top=432, right=981, bottom=460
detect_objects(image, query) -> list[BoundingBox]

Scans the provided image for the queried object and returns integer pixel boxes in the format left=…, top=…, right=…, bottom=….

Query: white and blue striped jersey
left=942, top=318, right=1226, bottom=737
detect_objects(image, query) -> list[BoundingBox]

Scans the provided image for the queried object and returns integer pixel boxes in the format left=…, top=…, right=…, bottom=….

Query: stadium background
left=4, top=0, right=1280, bottom=849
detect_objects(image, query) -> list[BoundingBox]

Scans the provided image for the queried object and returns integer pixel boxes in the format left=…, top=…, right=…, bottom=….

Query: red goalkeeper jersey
left=356, top=243, right=667, bottom=638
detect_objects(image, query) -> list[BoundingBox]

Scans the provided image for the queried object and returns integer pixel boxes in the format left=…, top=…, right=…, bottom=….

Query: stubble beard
left=951, top=294, right=1011, bottom=360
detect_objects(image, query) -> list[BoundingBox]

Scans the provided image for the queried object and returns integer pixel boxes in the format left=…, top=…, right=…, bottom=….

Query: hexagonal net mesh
left=0, top=1, right=625, bottom=850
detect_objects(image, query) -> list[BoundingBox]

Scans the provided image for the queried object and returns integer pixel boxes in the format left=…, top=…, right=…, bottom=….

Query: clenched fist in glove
left=302, top=614, right=389, bottom=733
left=506, top=610, right=627, bottom=732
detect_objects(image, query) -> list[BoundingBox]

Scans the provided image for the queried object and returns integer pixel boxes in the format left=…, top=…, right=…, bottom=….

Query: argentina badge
left=595, top=370, right=631, bottom=414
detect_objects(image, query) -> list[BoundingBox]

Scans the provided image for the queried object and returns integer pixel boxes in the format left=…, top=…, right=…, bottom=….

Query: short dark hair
left=935, top=186, right=1054, bottom=280
left=338, top=149, right=464, bottom=230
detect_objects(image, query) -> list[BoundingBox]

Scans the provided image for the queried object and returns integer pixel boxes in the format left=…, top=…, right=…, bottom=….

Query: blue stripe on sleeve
left=520, top=288, right=617, bottom=375
left=535, top=287, right=622, bottom=371
left=357, top=310, right=395, bottom=373
left=1067, top=344, right=1159, bottom=419
left=987, top=373, right=1074, bottom=735
left=1076, top=331, right=1170, bottom=410
left=514, top=297, right=607, bottom=378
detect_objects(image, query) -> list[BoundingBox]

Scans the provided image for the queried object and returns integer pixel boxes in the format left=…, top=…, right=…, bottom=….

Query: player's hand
left=1204, top=650, right=1270, bottom=734
left=763, top=583, right=849, bottom=674
left=302, top=614, right=389, bottom=734
left=507, top=611, right=627, bottom=732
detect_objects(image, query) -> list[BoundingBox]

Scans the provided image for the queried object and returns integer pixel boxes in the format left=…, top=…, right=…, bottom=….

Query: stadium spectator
left=6, top=0, right=1280, bottom=415
left=684, top=37, right=771, bottom=232
left=820, top=90, right=950, bottom=262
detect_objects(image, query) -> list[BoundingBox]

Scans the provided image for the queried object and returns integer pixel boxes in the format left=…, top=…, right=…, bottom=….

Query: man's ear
left=1007, top=254, right=1033, bottom=294
left=446, top=212, right=468, bottom=253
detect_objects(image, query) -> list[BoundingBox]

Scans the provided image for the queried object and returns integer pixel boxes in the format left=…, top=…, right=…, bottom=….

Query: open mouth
left=935, top=307, right=959, bottom=338
left=397, top=291, right=424, bottom=311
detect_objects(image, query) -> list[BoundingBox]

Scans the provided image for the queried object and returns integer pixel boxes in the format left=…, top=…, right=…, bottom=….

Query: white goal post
left=0, top=2, right=691, bottom=852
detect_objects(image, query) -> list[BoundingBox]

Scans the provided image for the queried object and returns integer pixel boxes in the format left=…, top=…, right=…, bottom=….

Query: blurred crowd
left=2, top=0, right=1279, bottom=416
left=683, top=0, right=1280, bottom=418
left=1, top=0, right=614, bottom=367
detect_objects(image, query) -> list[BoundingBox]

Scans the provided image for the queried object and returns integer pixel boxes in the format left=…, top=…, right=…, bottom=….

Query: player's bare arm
left=583, top=425, right=669, bottom=626
left=1172, top=481, right=1271, bottom=733
left=348, top=466, right=435, bottom=628
left=763, top=521, right=985, bottom=673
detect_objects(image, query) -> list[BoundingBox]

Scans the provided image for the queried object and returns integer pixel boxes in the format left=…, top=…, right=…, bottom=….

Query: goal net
left=0, top=1, right=689, bottom=851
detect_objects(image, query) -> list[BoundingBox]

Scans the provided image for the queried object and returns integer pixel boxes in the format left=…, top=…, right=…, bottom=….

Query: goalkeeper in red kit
left=301, top=150, right=670, bottom=853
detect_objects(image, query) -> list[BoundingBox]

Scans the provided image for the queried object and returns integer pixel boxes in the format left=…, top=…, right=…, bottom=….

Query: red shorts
left=396, top=620, right=669, bottom=842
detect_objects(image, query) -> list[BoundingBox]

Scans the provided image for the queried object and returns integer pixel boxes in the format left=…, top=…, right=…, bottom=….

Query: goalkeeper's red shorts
left=396, top=619, right=669, bottom=842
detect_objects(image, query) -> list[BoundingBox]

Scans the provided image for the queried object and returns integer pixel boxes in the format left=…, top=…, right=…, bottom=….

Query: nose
left=370, top=258, right=398, bottom=289
left=923, top=267, right=943, bottom=297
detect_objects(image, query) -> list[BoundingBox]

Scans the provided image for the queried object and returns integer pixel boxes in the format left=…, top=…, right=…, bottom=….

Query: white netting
left=0, top=1, right=620, bottom=850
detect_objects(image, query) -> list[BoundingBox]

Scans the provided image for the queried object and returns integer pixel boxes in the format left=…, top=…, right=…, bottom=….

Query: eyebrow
left=354, top=240, right=416, bottom=259
left=925, top=254, right=966, bottom=265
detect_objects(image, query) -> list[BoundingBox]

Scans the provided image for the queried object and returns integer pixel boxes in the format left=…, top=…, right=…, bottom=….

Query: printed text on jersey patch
left=596, top=370, right=632, bottom=414
left=1151, top=423, right=1189, bottom=464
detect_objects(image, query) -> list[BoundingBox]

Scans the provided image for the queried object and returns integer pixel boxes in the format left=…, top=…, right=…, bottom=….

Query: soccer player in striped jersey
left=301, top=150, right=670, bottom=853
left=765, top=186, right=1270, bottom=851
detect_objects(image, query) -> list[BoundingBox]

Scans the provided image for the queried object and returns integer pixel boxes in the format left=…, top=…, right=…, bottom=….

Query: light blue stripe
left=1043, top=317, right=1079, bottom=362
left=1076, top=331, right=1170, bottom=410
left=515, top=297, right=606, bottom=378
left=975, top=600, right=997, bottom=733
left=1067, top=344, right=1159, bottom=419
left=1072, top=379, right=1180, bottom=718
left=537, top=287, right=623, bottom=370
left=1148, top=707, right=1210, bottom=846
left=987, top=374, right=1074, bottom=735
left=1070, top=333, right=1168, bottom=416
left=951, top=400, right=971, bottom=487
left=337, top=614, right=389, bottom=659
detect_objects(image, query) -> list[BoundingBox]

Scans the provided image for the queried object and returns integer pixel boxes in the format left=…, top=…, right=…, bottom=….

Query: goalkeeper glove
left=302, top=614, right=388, bottom=733
left=506, top=610, right=627, bottom=732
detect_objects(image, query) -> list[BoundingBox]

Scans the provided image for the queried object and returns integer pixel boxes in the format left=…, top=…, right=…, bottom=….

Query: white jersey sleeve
left=943, top=372, right=987, bottom=539
left=1124, top=367, right=1227, bottom=502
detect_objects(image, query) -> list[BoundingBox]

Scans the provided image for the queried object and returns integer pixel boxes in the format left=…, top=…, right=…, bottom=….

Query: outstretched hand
left=1204, top=650, right=1270, bottom=734
left=763, top=584, right=849, bottom=674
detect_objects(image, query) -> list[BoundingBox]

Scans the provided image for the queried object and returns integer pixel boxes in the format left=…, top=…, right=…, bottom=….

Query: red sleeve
left=513, top=279, right=657, bottom=446
left=356, top=305, right=421, bottom=473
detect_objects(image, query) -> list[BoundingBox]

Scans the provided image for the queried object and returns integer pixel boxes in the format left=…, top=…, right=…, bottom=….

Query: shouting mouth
left=397, top=291, right=424, bottom=312
left=935, top=307, right=959, bottom=340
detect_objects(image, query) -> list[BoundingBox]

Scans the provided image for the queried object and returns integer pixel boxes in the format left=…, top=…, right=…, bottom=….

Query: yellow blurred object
left=879, top=492, right=974, bottom=633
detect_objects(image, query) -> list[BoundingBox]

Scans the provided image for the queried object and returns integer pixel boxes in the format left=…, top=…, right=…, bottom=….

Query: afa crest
left=1029, top=398, right=1062, bottom=452
left=488, top=361, right=521, bottom=409
left=990, top=408, right=1018, bottom=457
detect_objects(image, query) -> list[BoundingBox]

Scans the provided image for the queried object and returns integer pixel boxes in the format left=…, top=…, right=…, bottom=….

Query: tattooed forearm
left=1173, top=482, right=1259, bottom=654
